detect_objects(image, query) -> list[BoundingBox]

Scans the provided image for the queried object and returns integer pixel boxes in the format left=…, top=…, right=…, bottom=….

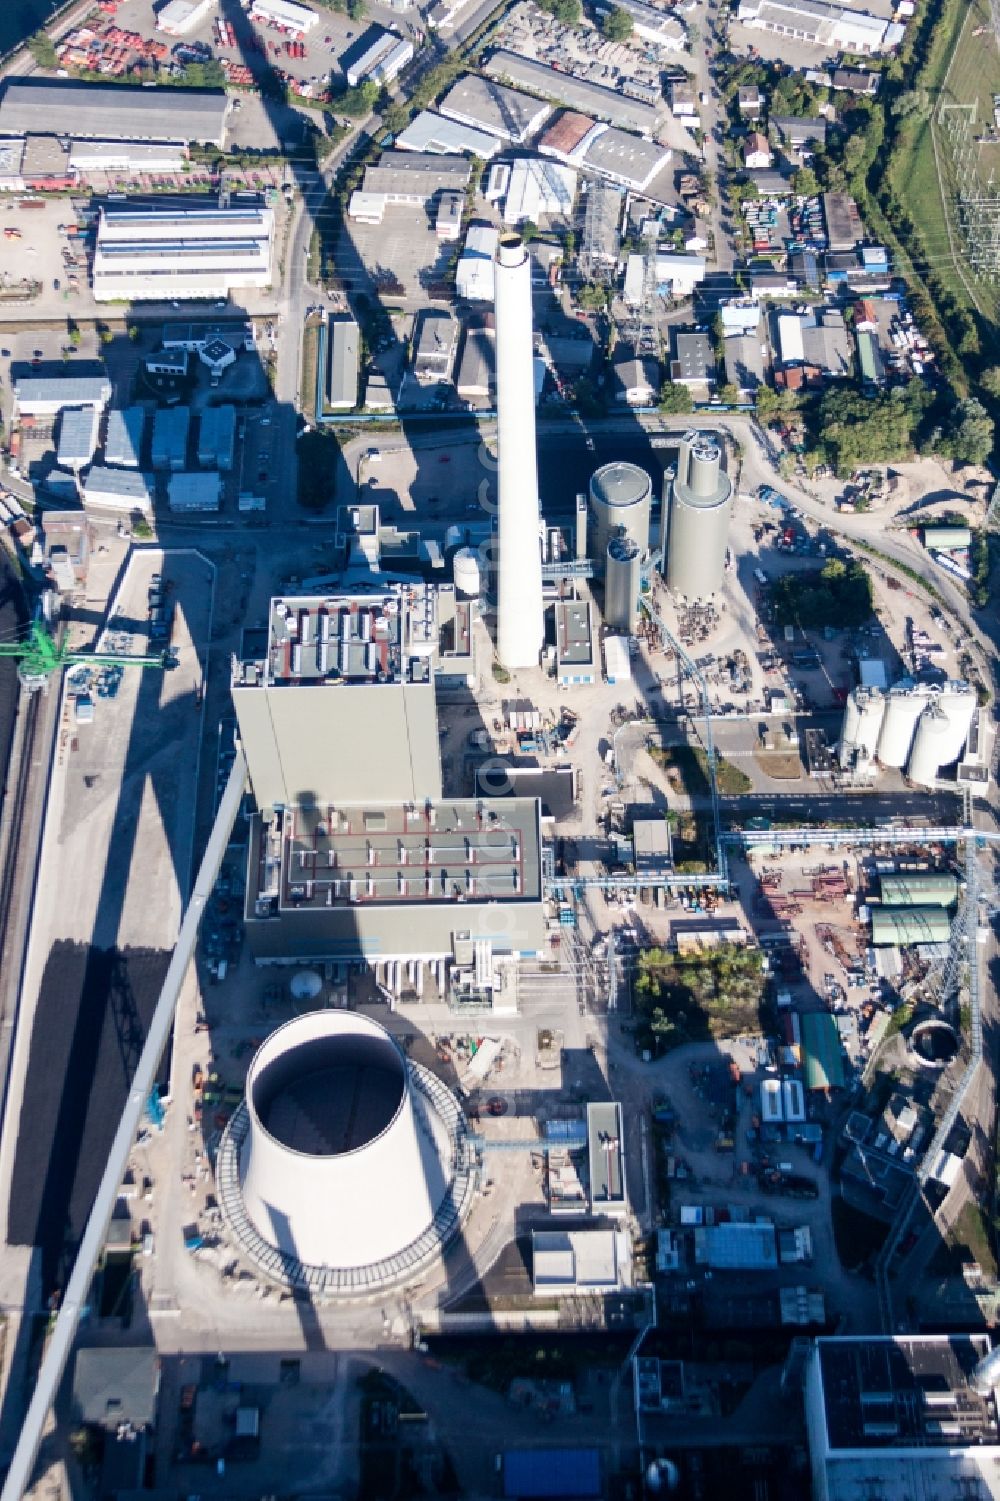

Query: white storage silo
left=588, top=461, right=652, bottom=564
left=231, top=1011, right=465, bottom=1279
left=604, top=535, right=643, bottom=632
left=838, top=688, right=884, bottom=768
left=453, top=547, right=481, bottom=598
left=663, top=433, right=734, bottom=599
left=855, top=690, right=885, bottom=763
left=876, top=688, right=927, bottom=768
left=937, top=683, right=977, bottom=765
left=908, top=704, right=952, bottom=788
left=837, top=690, right=863, bottom=769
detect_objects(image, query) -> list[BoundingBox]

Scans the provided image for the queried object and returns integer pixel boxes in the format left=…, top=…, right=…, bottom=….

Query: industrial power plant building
left=243, top=795, right=544, bottom=962
left=92, top=203, right=274, bottom=301
left=805, top=1335, right=1000, bottom=1501
left=232, top=587, right=445, bottom=811
left=217, top=1010, right=474, bottom=1293
left=0, top=80, right=230, bottom=146
left=232, top=584, right=544, bottom=963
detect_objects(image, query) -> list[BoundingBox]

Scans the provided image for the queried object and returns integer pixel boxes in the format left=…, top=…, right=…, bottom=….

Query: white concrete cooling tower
left=218, top=1011, right=472, bottom=1293
left=494, top=232, right=544, bottom=668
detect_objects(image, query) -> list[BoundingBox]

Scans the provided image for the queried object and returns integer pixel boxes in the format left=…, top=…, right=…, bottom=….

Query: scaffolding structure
left=579, top=180, right=625, bottom=283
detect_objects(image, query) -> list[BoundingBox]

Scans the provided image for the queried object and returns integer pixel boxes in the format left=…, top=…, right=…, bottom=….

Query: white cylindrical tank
left=605, top=535, right=642, bottom=632
left=876, top=689, right=927, bottom=768
left=839, top=688, right=884, bottom=767
left=453, top=547, right=481, bottom=598
left=664, top=432, right=734, bottom=599
left=855, top=690, right=885, bottom=762
left=494, top=233, right=544, bottom=668
left=588, top=461, right=652, bottom=562
left=908, top=705, right=952, bottom=788
left=937, top=683, right=977, bottom=765
left=837, top=690, right=864, bottom=769
left=239, top=1012, right=456, bottom=1270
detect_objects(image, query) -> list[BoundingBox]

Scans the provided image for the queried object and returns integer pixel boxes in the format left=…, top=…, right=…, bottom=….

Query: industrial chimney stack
left=494, top=233, right=544, bottom=668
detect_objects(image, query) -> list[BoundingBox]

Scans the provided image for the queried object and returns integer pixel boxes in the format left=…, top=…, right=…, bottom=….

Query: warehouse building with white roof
left=92, top=202, right=274, bottom=301
left=249, top=0, right=319, bottom=34
left=13, top=370, right=111, bottom=416
left=83, top=467, right=154, bottom=513
left=395, top=110, right=500, bottom=159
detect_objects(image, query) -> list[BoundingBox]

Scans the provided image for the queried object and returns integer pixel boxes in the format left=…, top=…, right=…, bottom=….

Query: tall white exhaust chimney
left=494, top=232, right=544, bottom=669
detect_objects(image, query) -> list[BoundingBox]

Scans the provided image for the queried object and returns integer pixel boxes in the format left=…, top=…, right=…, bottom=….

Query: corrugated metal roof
left=871, top=906, right=952, bottom=946
left=0, top=80, right=228, bottom=144
left=485, top=52, right=660, bottom=136
left=395, top=109, right=500, bottom=159
left=327, top=317, right=359, bottom=409
left=14, top=373, right=110, bottom=407
left=105, top=407, right=146, bottom=468
left=56, top=407, right=99, bottom=465
left=439, top=73, right=550, bottom=142
left=879, top=872, right=958, bottom=907
left=84, top=467, right=153, bottom=502
left=801, top=1011, right=846, bottom=1090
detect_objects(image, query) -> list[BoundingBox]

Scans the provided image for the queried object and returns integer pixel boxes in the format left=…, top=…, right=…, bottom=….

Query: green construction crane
left=0, top=618, right=176, bottom=691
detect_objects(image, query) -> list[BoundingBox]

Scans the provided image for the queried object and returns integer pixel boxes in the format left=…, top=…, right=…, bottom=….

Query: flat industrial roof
left=84, top=466, right=154, bottom=501
left=14, top=372, right=110, bottom=406
left=56, top=406, right=99, bottom=463
left=672, top=331, right=715, bottom=382
left=152, top=406, right=190, bottom=459
left=363, top=150, right=471, bottom=197
left=587, top=1101, right=625, bottom=1206
left=327, top=316, right=360, bottom=409
left=251, top=797, right=542, bottom=913
left=817, top=1336, right=999, bottom=1450
left=247, top=588, right=444, bottom=688
left=476, top=764, right=576, bottom=822
left=582, top=127, right=669, bottom=188
left=555, top=601, right=595, bottom=667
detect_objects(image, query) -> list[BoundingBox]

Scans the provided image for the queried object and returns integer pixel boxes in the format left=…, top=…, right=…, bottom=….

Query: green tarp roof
left=801, top=1011, right=846, bottom=1091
